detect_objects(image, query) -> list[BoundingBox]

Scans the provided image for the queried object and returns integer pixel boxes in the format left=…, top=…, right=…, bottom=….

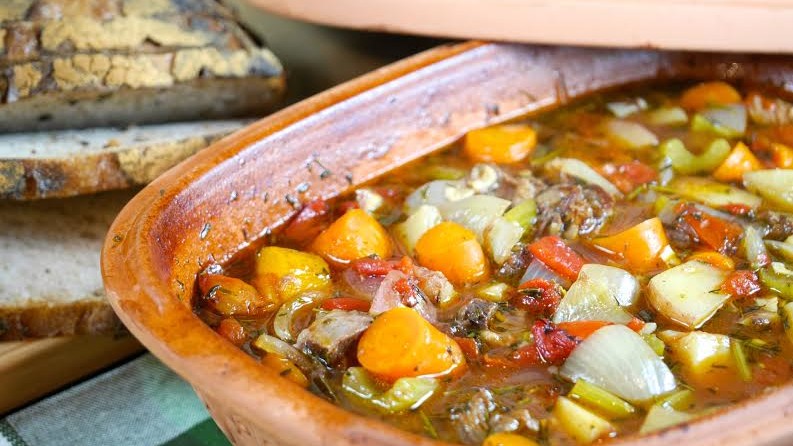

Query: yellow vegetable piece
left=464, top=124, right=537, bottom=164
left=252, top=246, right=331, bottom=303
left=483, top=432, right=539, bottom=446
left=261, top=352, right=309, bottom=387
left=553, top=396, right=615, bottom=445
left=712, top=142, right=762, bottom=182
left=310, top=209, right=393, bottom=267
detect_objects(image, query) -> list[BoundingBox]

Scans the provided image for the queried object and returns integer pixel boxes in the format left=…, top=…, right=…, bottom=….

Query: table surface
left=0, top=4, right=441, bottom=445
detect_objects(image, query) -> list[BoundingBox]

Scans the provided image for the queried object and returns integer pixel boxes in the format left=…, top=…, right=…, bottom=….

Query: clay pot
left=102, top=42, right=793, bottom=446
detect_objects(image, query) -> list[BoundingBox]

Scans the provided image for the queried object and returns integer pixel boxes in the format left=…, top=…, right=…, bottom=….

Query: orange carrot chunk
left=463, top=124, right=537, bottom=164
left=415, top=221, right=489, bottom=285
left=680, top=81, right=742, bottom=111
left=687, top=251, right=736, bottom=271
left=593, top=218, right=674, bottom=273
left=310, top=209, right=393, bottom=267
left=712, top=142, right=762, bottom=182
left=357, top=307, right=465, bottom=381
left=556, top=320, right=612, bottom=340
left=771, top=142, right=793, bottom=168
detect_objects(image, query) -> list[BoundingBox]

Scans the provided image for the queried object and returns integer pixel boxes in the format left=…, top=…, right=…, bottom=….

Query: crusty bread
left=0, top=188, right=136, bottom=340
left=0, top=0, right=285, bottom=132
left=0, top=120, right=247, bottom=199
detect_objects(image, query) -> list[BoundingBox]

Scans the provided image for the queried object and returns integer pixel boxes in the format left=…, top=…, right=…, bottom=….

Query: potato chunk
left=648, top=260, right=730, bottom=329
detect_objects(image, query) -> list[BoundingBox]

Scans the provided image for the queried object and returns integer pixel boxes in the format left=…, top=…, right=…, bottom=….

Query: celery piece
left=730, top=339, right=752, bottom=382
left=765, top=240, right=793, bottom=263
left=423, top=164, right=466, bottom=180
left=342, top=367, right=438, bottom=413
left=476, top=282, right=512, bottom=303
left=504, top=198, right=537, bottom=231
left=643, top=333, right=666, bottom=356
left=569, top=380, right=636, bottom=420
left=660, top=138, right=730, bottom=175
left=639, top=404, right=694, bottom=435
left=690, top=113, right=743, bottom=138
left=657, top=388, right=695, bottom=411
left=376, top=377, right=438, bottom=412
left=393, top=204, right=442, bottom=254
left=342, top=367, right=380, bottom=400
left=759, top=263, right=793, bottom=301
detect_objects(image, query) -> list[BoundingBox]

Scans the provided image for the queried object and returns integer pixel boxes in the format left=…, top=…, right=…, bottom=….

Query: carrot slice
left=527, top=236, right=584, bottom=282
left=712, top=142, right=762, bottom=182
left=771, top=142, right=793, bottom=168
left=310, top=209, right=393, bottom=267
left=415, top=221, right=489, bottom=285
left=463, top=124, right=537, bottom=164
left=556, top=321, right=612, bottom=340
left=680, top=81, right=741, bottom=111
left=357, top=307, right=465, bottom=381
left=593, top=218, right=674, bottom=273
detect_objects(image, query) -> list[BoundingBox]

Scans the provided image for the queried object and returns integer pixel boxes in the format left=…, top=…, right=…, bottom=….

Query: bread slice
left=0, top=188, right=136, bottom=340
left=0, top=0, right=285, bottom=132
left=0, top=120, right=247, bottom=199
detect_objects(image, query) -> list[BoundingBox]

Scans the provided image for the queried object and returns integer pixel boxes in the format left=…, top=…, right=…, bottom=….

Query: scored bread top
left=0, top=0, right=285, bottom=132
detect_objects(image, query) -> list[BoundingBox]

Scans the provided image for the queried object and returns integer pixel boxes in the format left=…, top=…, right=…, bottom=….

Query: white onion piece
left=404, top=180, right=473, bottom=214
left=552, top=276, right=633, bottom=324
left=546, top=158, right=622, bottom=197
left=578, top=264, right=639, bottom=307
left=393, top=204, right=442, bottom=254
left=606, top=98, right=647, bottom=118
left=647, top=106, right=688, bottom=126
left=560, top=325, right=677, bottom=403
left=485, top=217, right=524, bottom=265
left=438, top=194, right=511, bottom=242
left=742, top=225, right=769, bottom=270
left=520, top=258, right=566, bottom=286
left=702, top=104, right=747, bottom=135
left=341, top=268, right=383, bottom=299
left=253, top=333, right=314, bottom=372
left=605, top=119, right=659, bottom=149
left=272, top=292, right=325, bottom=342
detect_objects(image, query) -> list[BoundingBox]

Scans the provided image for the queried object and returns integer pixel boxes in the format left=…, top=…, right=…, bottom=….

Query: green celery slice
left=568, top=379, right=636, bottom=420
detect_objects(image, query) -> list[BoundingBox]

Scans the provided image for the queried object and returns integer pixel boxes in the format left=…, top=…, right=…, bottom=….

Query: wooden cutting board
left=0, top=336, right=143, bottom=414
left=248, top=0, right=793, bottom=54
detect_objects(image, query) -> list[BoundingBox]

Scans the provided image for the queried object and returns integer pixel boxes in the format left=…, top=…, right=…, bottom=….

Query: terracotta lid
left=247, top=0, right=793, bottom=53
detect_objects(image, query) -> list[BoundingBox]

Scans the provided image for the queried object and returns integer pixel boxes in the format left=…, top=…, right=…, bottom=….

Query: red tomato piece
left=282, top=198, right=331, bottom=244
left=351, top=257, right=395, bottom=276
left=722, top=270, right=762, bottom=298
left=510, top=278, right=563, bottom=316
left=528, top=236, right=584, bottom=282
left=453, top=337, right=479, bottom=360
left=722, top=204, right=754, bottom=217
left=512, top=320, right=579, bottom=366
left=602, top=161, right=657, bottom=193
left=678, top=204, right=743, bottom=253
left=321, top=297, right=372, bottom=312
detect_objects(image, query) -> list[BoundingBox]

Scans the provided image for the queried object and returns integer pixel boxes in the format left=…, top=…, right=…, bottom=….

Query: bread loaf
left=0, top=0, right=285, bottom=132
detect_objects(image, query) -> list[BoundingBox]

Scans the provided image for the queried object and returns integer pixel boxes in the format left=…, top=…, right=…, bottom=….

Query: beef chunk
left=451, top=298, right=498, bottom=336
left=535, top=183, right=614, bottom=238
left=295, top=309, right=373, bottom=366
left=758, top=210, right=793, bottom=241
left=494, top=244, right=531, bottom=284
left=450, top=389, right=496, bottom=445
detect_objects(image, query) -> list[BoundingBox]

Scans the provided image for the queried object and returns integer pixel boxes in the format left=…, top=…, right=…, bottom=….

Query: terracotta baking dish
left=102, top=42, right=793, bottom=446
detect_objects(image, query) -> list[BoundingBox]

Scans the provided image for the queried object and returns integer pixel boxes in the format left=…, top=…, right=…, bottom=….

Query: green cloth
left=0, top=355, right=230, bottom=446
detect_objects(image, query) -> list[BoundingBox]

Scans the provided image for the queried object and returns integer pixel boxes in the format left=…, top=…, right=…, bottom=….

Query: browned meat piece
left=757, top=210, right=793, bottom=241
left=494, top=244, right=531, bottom=285
left=450, top=388, right=496, bottom=445
left=535, top=184, right=614, bottom=239
left=295, top=309, right=372, bottom=366
left=501, top=170, right=548, bottom=203
left=451, top=298, right=499, bottom=337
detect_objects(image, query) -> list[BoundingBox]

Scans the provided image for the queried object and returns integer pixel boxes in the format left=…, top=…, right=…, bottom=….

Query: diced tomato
left=528, top=236, right=584, bottom=282
left=626, top=317, right=646, bottom=332
left=351, top=257, right=394, bottom=276
left=755, top=354, right=793, bottom=386
left=722, top=270, right=762, bottom=299
left=512, top=320, right=579, bottom=366
left=722, top=203, right=754, bottom=217
left=678, top=204, right=743, bottom=253
left=282, top=198, right=331, bottom=244
left=453, top=337, right=479, bottom=360
left=321, top=297, right=372, bottom=312
left=510, top=278, right=563, bottom=316
left=555, top=320, right=611, bottom=340
left=216, top=318, right=246, bottom=347
left=601, top=161, right=657, bottom=194
left=395, top=256, right=414, bottom=275
left=336, top=200, right=360, bottom=214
